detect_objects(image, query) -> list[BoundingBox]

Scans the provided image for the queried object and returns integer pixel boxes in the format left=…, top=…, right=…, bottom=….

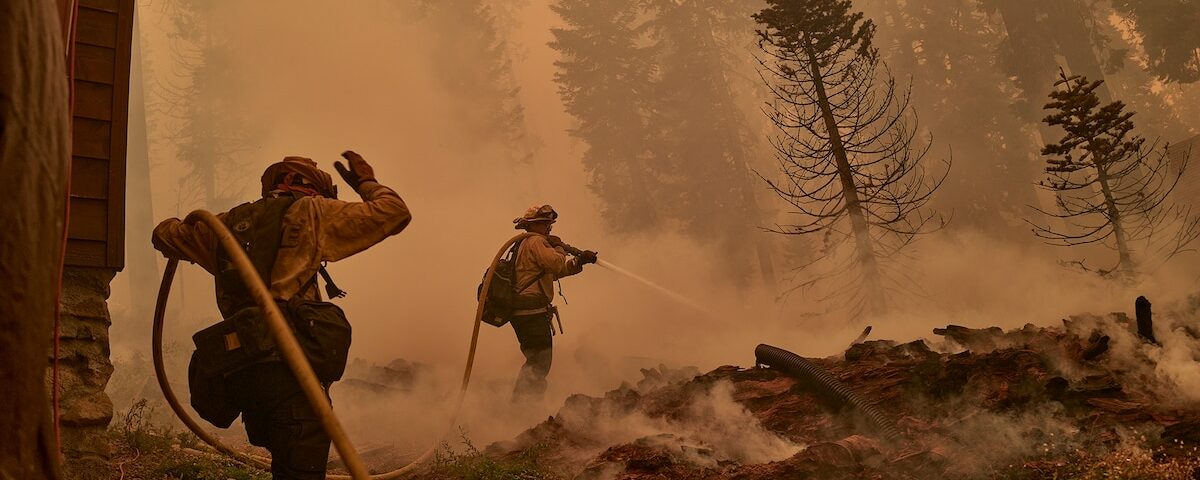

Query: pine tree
left=643, top=0, right=777, bottom=288
left=979, top=0, right=1134, bottom=126
left=1111, top=0, right=1200, bottom=84
left=864, top=0, right=1037, bottom=237
left=1084, top=3, right=1194, bottom=141
left=1030, top=70, right=1198, bottom=277
left=159, top=0, right=258, bottom=212
left=413, top=0, right=539, bottom=172
left=550, top=0, right=659, bottom=232
left=755, top=0, right=948, bottom=317
left=122, top=12, right=160, bottom=337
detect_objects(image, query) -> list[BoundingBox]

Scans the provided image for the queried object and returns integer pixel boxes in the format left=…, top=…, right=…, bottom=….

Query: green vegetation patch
left=430, top=433, right=562, bottom=480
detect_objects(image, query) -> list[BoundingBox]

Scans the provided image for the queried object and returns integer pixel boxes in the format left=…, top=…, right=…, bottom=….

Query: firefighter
left=509, top=205, right=597, bottom=401
left=151, top=151, right=411, bottom=479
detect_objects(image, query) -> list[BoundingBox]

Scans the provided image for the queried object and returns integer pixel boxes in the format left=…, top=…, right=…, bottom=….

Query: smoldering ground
left=329, top=371, right=802, bottom=470
left=104, top=0, right=1200, bottom=473
left=108, top=225, right=1200, bottom=467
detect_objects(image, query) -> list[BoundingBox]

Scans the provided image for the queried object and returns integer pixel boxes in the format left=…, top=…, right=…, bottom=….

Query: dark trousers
left=510, top=312, right=554, bottom=401
left=230, top=362, right=332, bottom=480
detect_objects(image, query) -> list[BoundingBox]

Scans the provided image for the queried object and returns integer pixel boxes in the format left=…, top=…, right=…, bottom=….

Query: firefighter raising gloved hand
left=151, top=151, right=411, bottom=480
left=507, top=205, right=597, bottom=401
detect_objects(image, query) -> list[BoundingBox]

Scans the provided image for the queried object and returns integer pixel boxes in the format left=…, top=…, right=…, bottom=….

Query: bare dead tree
left=754, top=0, right=949, bottom=318
left=1030, top=69, right=1199, bottom=278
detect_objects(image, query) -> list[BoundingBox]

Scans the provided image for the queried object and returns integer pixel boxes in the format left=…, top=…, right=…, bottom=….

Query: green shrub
left=176, top=431, right=201, bottom=451
left=120, top=399, right=174, bottom=454
left=152, top=457, right=269, bottom=480
left=430, top=432, right=561, bottom=480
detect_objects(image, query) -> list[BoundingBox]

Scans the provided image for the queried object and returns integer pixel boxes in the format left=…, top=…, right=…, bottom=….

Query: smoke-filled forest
left=33, top=0, right=1200, bottom=478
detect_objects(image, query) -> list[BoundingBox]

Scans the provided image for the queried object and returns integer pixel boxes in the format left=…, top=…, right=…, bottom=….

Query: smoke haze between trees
left=104, top=0, right=1200, bottom=459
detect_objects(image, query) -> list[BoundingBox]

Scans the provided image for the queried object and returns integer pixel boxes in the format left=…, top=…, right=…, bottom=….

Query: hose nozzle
left=548, top=235, right=585, bottom=256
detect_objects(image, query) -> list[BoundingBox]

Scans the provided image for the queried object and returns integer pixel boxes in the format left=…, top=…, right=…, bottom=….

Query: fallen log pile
left=484, top=313, right=1200, bottom=479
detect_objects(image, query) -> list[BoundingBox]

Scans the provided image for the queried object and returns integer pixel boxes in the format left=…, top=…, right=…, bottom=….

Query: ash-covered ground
left=396, top=311, right=1200, bottom=479
left=103, top=307, right=1200, bottom=479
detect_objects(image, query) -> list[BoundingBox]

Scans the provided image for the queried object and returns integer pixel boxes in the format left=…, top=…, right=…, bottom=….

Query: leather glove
left=334, top=150, right=377, bottom=192
left=578, top=250, right=598, bottom=264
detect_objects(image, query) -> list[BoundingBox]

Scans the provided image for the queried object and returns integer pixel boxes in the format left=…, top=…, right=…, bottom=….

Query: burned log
left=1082, top=335, right=1111, bottom=361
left=1135, top=296, right=1159, bottom=345
left=933, top=325, right=1004, bottom=352
left=849, top=326, right=873, bottom=347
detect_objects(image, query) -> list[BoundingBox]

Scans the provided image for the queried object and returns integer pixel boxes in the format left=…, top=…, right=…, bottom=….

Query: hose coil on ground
left=755, top=344, right=902, bottom=441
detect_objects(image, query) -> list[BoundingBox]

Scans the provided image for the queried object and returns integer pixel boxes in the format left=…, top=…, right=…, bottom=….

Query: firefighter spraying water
left=477, top=204, right=719, bottom=401
left=477, top=205, right=599, bottom=401
left=481, top=207, right=712, bottom=320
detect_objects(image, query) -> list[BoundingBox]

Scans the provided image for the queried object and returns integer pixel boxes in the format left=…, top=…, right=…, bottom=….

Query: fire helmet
left=514, top=204, right=558, bottom=229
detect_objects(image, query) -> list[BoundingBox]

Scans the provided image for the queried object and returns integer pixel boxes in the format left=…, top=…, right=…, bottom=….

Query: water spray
left=595, top=258, right=716, bottom=319
left=555, top=238, right=718, bottom=317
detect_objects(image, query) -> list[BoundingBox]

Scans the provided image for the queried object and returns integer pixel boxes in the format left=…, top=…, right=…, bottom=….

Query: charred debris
left=455, top=296, right=1200, bottom=480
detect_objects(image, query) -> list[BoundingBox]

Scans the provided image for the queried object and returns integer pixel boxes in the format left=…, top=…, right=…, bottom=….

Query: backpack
left=477, top=238, right=544, bottom=327
left=187, top=197, right=352, bottom=428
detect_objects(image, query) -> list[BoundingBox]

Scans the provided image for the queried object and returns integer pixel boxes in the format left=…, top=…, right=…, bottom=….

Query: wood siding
left=65, top=0, right=134, bottom=269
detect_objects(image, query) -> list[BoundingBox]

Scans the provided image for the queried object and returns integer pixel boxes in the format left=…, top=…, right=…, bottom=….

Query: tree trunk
left=1052, top=0, right=1114, bottom=102
left=0, top=1, right=69, bottom=478
left=1095, top=164, right=1135, bottom=275
left=995, top=0, right=1117, bottom=244
left=802, top=37, right=886, bottom=315
left=124, top=12, right=160, bottom=333
left=696, top=7, right=779, bottom=292
left=202, top=138, right=216, bottom=209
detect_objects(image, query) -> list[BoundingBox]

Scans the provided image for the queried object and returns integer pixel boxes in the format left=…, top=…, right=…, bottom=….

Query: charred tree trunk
left=1135, top=296, right=1157, bottom=344
left=694, top=6, right=778, bottom=291
left=1095, top=164, right=1134, bottom=274
left=803, top=36, right=886, bottom=314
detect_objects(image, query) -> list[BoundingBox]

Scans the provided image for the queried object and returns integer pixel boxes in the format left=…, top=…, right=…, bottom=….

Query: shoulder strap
left=318, top=266, right=346, bottom=298
left=214, top=196, right=298, bottom=317
left=297, top=265, right=346, bottom=301
left=516, top=272, right=545, bottom=295
left=505, top=237, right=524, bottom=260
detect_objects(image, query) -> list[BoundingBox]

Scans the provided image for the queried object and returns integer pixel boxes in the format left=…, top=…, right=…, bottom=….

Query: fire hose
left=152, top=209, right=533, bottom=479
left=755, top=344, right=902, bottom=441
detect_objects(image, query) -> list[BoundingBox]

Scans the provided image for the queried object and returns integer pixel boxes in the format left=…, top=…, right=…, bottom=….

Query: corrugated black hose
left=755, top=344, right=902, bottom=441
